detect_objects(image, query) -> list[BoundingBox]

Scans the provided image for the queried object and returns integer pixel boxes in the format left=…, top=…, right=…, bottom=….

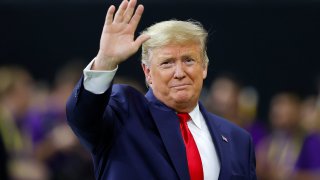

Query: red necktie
left=177, top=113, right=204, bottom=180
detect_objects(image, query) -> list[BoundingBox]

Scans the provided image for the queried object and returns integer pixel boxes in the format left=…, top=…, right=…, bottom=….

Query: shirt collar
left=188, top=104, right=202, bottom=129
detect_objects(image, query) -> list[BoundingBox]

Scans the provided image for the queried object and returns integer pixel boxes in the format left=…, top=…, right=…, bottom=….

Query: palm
left=100, top=22, right=138, bottom=62
left=95, top=0, right=149, bottom=70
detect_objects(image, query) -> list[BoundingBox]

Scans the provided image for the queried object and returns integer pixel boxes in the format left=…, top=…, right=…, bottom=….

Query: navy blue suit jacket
left=66, top=78, right=257, bottom=180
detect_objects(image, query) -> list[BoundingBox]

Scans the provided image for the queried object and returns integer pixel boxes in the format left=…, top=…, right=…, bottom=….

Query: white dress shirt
left=83, top=59, right=220, bottom=180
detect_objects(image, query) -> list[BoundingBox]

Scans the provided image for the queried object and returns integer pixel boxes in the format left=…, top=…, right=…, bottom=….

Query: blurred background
left=0, top=0, right=320, bottom=179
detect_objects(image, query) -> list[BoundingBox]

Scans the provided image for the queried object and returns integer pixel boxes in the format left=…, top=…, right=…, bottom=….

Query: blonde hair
left=141, top=19, right=209, bottom=67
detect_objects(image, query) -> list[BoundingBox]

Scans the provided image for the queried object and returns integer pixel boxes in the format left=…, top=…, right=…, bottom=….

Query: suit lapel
left=146, top=90, right=190, bottom=180
left=199, top=103, right=232, bottom=180
left=145, top=90, right=233, bottom=180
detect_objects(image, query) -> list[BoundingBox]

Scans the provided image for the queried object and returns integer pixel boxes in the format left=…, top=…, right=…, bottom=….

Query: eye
left=161, top=61, right=169, bottom=65
left=160, top=59, right=174, bottom=68
left=184, top=58, right=195, bottom=65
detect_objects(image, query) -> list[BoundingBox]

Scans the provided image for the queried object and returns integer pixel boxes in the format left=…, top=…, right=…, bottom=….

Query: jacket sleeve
left=249, top=136, right=257, bottom=180
left=66, top=76, right=116, bottom=154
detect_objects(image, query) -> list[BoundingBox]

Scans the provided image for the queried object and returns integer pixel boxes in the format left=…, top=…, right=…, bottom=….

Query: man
left=66, top=0, right=257, bottom=179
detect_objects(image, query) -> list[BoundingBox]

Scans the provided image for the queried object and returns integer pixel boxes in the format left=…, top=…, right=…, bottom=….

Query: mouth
left=170, top=84, right=191, bottom=90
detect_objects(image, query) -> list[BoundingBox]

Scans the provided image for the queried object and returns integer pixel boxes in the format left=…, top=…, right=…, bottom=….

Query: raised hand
left=93, top=0, right=150, bottom=70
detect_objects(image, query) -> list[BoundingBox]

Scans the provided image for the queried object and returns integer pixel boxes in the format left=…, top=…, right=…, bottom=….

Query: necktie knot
left=177, top=113, right=191, bottom=124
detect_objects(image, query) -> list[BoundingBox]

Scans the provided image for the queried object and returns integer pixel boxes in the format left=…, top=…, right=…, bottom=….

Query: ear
left=202, top=64, right=208, bottom=79
left=141, top=63, right=152, bottom=84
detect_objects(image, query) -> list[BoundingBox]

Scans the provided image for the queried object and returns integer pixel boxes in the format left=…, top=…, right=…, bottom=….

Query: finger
left=114, top=0, right=128, bottom=23
left=133, top=34, right=150, bottom=49
left=129, top=4, right=144, bottom=31
left=105, top=5, right=115, bottom=25
left=123, top=0, right=137, bottom=23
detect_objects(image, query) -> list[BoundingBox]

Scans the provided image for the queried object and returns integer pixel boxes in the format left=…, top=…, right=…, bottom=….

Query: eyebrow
left=181, top=54, right=197, bottom=59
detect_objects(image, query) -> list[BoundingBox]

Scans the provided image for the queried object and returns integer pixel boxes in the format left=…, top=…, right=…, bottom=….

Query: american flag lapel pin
left=222, top=135, right=228, bottom=142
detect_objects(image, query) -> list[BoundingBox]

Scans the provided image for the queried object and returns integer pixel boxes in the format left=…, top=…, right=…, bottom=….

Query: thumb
left=133, top=34, right=150, bottom=50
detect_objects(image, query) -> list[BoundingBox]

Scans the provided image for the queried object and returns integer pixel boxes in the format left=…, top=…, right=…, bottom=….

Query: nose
left=173, top=62, right=186, bottom=80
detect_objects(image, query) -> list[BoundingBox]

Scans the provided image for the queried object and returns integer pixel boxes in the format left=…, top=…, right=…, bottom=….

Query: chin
left=173, top=94, right=193, bottom=104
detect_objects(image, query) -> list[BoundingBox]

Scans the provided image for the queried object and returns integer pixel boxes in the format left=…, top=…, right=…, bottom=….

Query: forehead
left=151, top=43, right=202, bottom=58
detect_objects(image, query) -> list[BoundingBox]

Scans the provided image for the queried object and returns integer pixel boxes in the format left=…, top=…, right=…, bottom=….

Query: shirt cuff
left=83, top=59, right=118, bottom=94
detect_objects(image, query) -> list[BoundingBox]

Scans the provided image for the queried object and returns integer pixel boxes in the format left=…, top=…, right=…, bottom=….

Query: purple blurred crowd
left=0, top=62, right=319, bottom=180
left=203, top=74, right=320, bottom=180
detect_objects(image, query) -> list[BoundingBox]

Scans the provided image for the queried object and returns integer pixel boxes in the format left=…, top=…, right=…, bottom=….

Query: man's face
left=142, top=43, right=207, bottom=112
